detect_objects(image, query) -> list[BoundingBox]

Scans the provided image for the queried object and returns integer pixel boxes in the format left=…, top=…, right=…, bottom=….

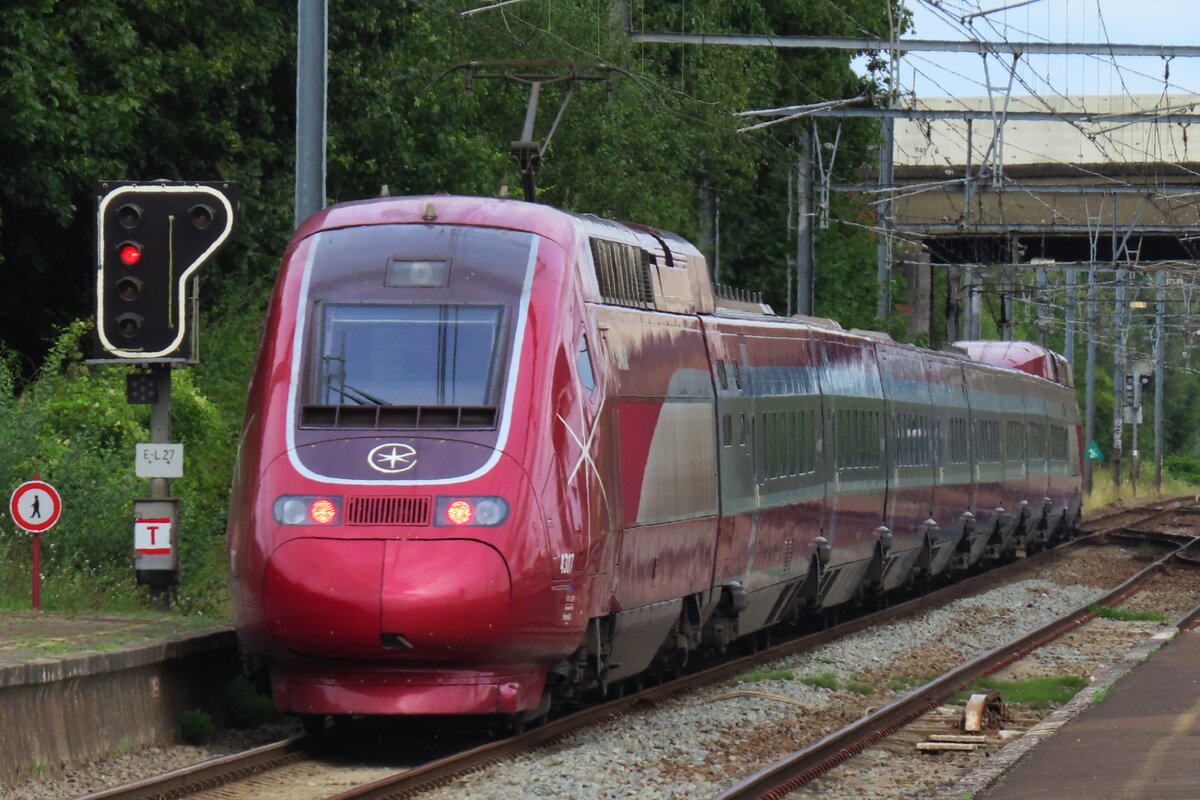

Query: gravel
left=420, top=548, right=1134, bottom=800
left=0, top=721, right=299, bottom=800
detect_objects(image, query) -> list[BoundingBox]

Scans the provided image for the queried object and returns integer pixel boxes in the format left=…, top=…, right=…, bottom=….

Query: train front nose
left=264, top=537, right=512, bottom=660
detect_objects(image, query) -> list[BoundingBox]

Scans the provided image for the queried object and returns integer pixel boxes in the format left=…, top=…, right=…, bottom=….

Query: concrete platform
left=0, top=611, right=237, bottom=786
left=975, top=626, right=1200, bottom=800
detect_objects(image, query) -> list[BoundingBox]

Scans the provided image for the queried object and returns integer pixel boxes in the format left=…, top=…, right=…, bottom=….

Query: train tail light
left=273, top=495, right=343, bottom=525
left=435, top=496, right=508, bottom=527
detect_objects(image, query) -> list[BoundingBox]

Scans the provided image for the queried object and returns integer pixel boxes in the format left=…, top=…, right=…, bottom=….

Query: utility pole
left=946, top=264, right=961, bottom=341
left=1112, top=227, right=1126, bottom=488
left=796, top=128, right=815, bottom=316
left=876, top=117, right=894, bottom=323
left=1155, top=269, right=1165, bottom=492
left=1035, top=264, right=1048, bottom=347
left=1064, top=267, right=1076, bottom=363
left=1084, top=265, right=1097, bottom=494
left=295, top=0, right=328, bottom=227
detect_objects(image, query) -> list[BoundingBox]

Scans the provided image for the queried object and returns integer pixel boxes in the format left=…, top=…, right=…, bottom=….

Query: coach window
left=576, top=334, right=596, bottom=394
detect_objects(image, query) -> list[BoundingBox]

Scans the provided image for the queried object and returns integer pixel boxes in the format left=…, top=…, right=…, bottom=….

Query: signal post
left=91, top=181, right=237, bottom=606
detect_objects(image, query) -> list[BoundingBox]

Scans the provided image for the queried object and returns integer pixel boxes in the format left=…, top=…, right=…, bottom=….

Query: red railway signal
left=94, top=181, right=237, bottom=360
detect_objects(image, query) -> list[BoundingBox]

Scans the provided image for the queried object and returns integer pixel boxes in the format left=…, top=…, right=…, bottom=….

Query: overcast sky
left=873, top=0, right=1200, bottom=101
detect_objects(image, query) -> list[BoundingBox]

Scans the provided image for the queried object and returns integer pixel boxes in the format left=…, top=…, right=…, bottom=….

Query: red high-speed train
left=228, top=195, right=1082, bottom=726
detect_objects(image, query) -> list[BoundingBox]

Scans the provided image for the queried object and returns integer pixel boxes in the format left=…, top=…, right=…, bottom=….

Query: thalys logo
left=367, top=443, right=418, bottom=474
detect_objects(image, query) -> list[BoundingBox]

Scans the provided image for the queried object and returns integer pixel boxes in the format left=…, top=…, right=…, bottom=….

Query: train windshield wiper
left=329, top=383, right=388, bottom=406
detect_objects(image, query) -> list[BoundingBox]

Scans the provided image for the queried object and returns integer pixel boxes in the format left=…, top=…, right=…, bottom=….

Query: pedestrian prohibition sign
left=10, top=480, right=62, bottom=533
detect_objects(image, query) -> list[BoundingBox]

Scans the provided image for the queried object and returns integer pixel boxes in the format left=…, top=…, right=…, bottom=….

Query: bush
left=1164, top=453, right=1200, bottom=485
left=179, top=709, right=218, bottom=744
left=223, top=676, right=278, bottom=728
left=0, top=315, right=255, bottom=615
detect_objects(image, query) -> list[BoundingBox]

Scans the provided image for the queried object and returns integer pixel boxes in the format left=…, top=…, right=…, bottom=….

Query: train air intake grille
left=346, top=496, right=432, bottom=526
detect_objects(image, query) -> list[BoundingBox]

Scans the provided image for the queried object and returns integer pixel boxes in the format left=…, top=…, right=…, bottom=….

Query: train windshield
left=311, top=304, right=505, bottom=407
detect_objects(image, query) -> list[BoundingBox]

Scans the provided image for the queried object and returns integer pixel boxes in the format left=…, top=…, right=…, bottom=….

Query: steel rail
left=77, top=736, right=309, bottom=800
left=711, top=538, right=1199, bottom=800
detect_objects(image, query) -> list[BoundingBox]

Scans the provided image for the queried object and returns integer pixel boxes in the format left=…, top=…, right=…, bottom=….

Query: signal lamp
left=309, top=498, right=338, bottom=525
left=189, top=204, right=215, bottom=230
left=117, top=203, right=142, bottom=230
left=118, top=242, right=142, bottom=266
left=116, top=276, right=143, bottom=302
left=116, top=312, right=143, bottom=339
left=445, top=499, right=474, bottom=525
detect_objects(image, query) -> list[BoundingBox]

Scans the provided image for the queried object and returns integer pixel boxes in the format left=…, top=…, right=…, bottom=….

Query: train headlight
left=474, top=498, right=507, bottom=525
left=273, top=495, right=343, bottom=525
left=435, top=496, right=509, bottom=527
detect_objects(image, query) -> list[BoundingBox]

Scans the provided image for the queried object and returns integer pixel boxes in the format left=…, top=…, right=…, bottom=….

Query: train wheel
left=300, top=714, right=327, bottom=737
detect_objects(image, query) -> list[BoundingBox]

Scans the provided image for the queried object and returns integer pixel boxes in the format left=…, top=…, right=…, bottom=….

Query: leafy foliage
left=0, top=0, right=916, bottom=615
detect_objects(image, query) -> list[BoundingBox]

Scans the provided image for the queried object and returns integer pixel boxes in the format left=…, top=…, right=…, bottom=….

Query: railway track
left=713, top=536, right=1200, bottom=800
left=81, top=502, right=1190, bottom=800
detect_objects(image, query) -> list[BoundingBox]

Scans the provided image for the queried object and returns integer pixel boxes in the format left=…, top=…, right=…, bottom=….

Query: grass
left=1089, top=605, right=1167, bottom=622
left=888, top=674, right=936, bottom=692
left=1093, top=687, right=1110, bottom=704
left=1085, top=468, right=1200, bottom=510
left=798, top=671, right=840, bottom=690
left=731, top=668, right=794, bottom=684
left=845, top=681, right=875, bottom=695
left=955, top=675, right=1088, bottom=709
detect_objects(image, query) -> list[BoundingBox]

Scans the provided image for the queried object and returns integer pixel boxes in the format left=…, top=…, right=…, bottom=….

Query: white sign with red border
left=9, top=480, right=62, bottom=533
left=134, top=517, right=173, bottom=555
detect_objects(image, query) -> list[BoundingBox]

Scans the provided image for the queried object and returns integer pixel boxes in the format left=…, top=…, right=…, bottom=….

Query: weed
left=223, top=676, right=278, bottom=728
left=888, top=674, right=934, bottom=692
left=955, top=675, right=1087, bottom=709
left=732, top=668, right=794, bottom=684
left=798, top=671, right=840, bottom=690
left=179, top=709, right=218, bottom=744
left=114, top=737, right=133, bottom=756
left=846, top=681, right=875, bottom=695
left=1093, top=687, right=1110, bottom=704
left=1089, top=605, right=1167, bottom=623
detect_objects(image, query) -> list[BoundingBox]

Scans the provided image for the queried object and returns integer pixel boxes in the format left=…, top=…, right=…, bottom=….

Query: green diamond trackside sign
left=1085, top=441, right=1105, bottom=461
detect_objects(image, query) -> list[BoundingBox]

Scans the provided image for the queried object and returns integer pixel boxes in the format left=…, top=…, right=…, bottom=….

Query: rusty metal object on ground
left=963, top=690, right=1008, bottom=732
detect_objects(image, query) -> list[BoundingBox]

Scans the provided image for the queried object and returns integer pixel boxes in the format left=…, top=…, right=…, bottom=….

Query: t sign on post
left=134, top=498, right=179, bottom=597
left=9, top=478, right=62, bottom=613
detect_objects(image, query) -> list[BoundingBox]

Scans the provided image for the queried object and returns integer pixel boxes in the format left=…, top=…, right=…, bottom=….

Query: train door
left=816, top=334, right=885, bottom=567
left=1024, top=392, right=1050, bottom=521
left=707, top=325, right=756, bottom=587
left=737, top=335, right=762, bottom=579
left=877, top=344, right=935, bottom=553
left=927, top=357, right=972, bottom=533
left=999, top=380, right=1028, bottom=527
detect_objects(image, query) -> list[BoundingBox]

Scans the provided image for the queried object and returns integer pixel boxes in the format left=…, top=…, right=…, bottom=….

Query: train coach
left=227, top=195, right=1082, bottom=727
